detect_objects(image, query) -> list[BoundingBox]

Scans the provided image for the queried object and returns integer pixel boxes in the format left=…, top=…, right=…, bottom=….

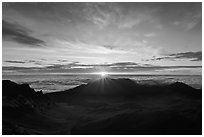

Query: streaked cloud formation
left=2, top=2, right=202, bottom=75
left=147, top=51, right=202, bottom=61
left=3, top=61, right=201, bottom=75
left=2, top=20, right=45, bottom=46
left=4, top=60, right=25, bottom=64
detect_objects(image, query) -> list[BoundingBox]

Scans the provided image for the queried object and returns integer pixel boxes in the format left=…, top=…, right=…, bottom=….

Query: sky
left=2, top=2, right=202, bottom=75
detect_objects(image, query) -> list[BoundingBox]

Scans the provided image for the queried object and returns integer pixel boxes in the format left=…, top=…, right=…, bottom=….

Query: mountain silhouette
left=3, top=80, right=56, bottom=134
left=48, top=77, right=201, bottom=103
left=2, top=78, right=202, bottom=135
left=3, top=80, right=54, bottom=111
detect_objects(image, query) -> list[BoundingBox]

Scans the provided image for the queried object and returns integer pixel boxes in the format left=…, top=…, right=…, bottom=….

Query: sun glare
left=98, top=72, right=108, bottom=77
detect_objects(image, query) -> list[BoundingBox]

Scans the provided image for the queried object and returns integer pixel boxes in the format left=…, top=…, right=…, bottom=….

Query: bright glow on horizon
left=96, top=72, right=109, bottom=77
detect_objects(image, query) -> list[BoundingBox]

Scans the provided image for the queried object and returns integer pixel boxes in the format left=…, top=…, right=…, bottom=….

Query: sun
left=98, top=71, right=108, bottom=77
left=92, top=71, right=110, bottom=77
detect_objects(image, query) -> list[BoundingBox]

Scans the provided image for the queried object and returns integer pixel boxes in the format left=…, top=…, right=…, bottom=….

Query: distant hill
left=47, top=77, right=201, bottom=103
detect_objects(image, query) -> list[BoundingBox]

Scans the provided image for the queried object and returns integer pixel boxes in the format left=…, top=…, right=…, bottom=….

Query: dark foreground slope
left=2, top=80, right=57, bottom=134
left=2, top=78, right=202, bottom=135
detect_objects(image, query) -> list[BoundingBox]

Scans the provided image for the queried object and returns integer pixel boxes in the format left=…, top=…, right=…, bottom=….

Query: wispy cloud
left=82, top=3, right=120, bottom=28
left=174, top=12, right=201, bottom=31
left=147, top=51, right=202, bottom=61
left=4, top=60, right=25, bottom=64
left=81, top=3, right=157, bottom=29
left=4, top=59, right=48, bottom=66
left=57, top=59, right=70, bottom=62
left=144, top=32, right=157, bottom=37
left=55, top=39, right=127, bottom=55
left=117, top=12, right=153, bottom=29
left=2, top=20, right=46, bottom=46
left=170, top=3, right=201, bottom=31
left=3, top=61, right=201, bottom=75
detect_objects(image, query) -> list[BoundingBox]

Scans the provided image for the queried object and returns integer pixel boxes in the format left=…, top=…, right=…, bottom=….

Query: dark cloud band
left=3, top=60, right=201, bottom=73
left=148, top=51, right=202, bottom=61
left=4, top=60, right=25, bottom=64
left=2, top=20, right=45, bottom=46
